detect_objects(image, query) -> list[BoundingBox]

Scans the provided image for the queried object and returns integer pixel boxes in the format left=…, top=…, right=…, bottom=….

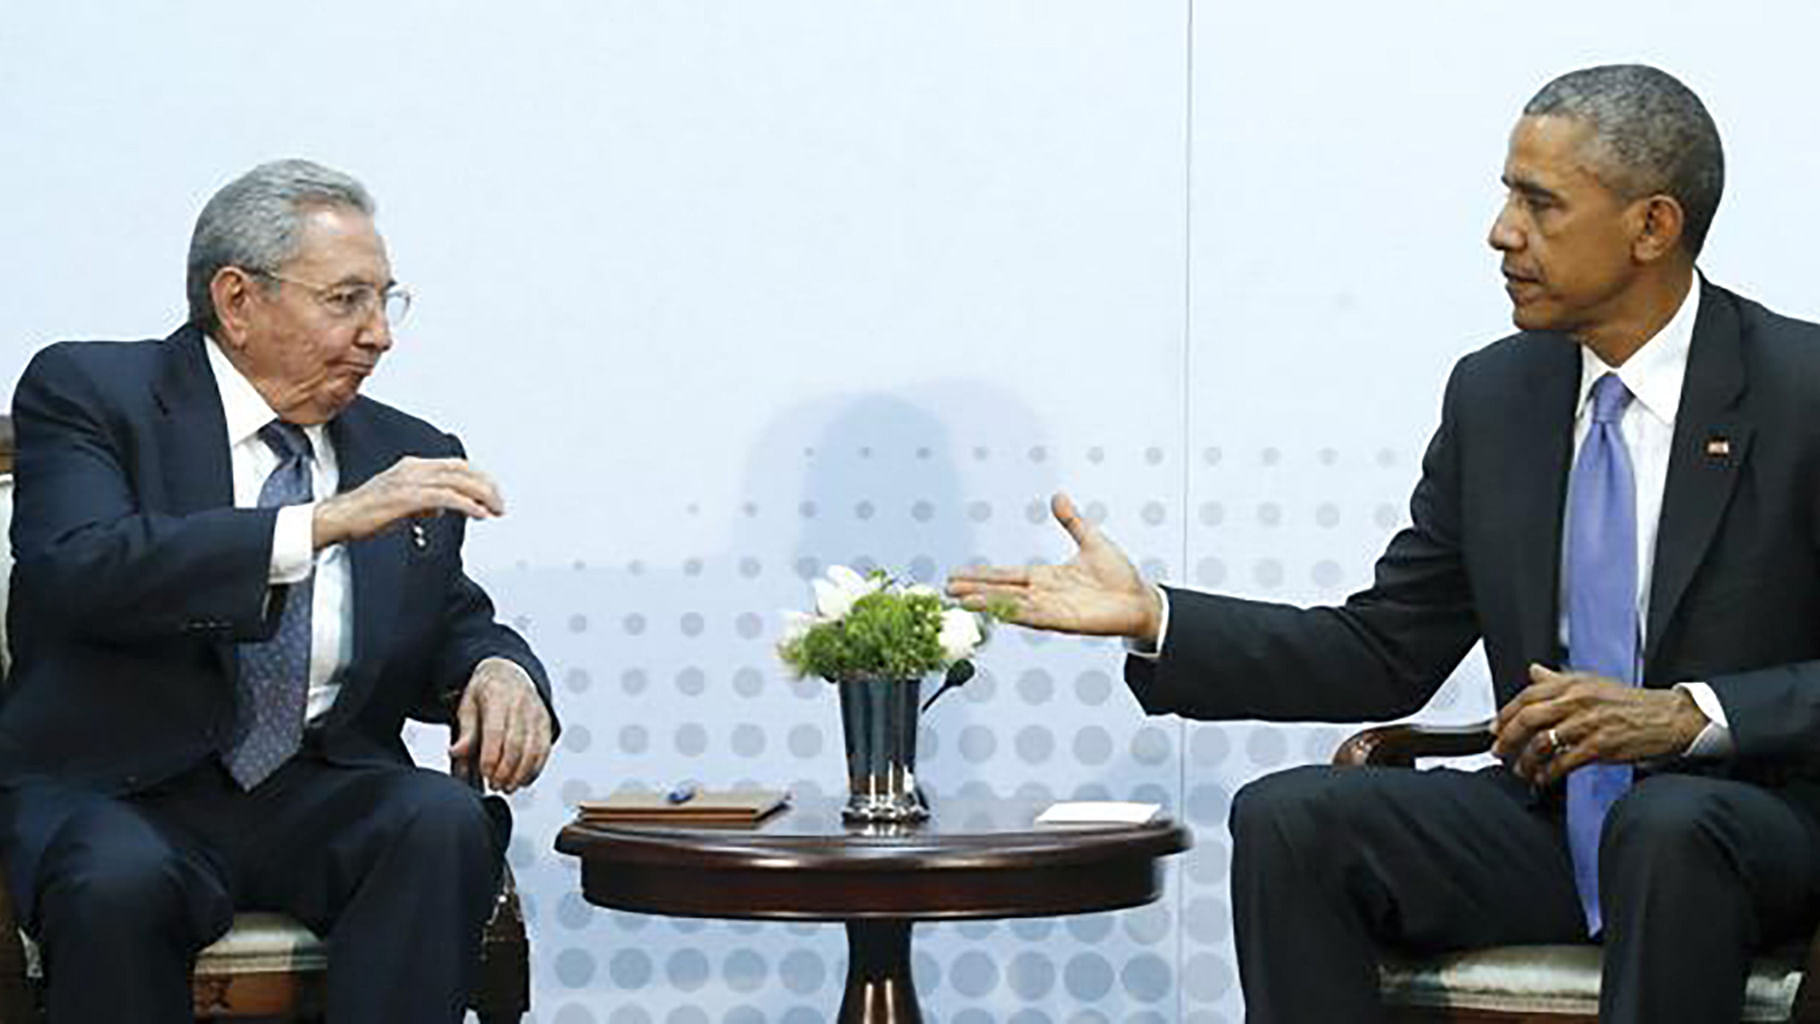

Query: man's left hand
left=449, top=657, right=553, bottom=793
left=1492, top=663, right=1708, bottom=786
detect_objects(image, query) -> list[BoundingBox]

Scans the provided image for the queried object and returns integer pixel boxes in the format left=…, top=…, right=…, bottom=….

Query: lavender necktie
left=1565, top=372, right=1638, bottom=935
left=224, top=421, right=314, bottom=789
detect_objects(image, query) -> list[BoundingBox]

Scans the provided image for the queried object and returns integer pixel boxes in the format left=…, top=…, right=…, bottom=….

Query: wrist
left=1672, top=688, right=1707, bottom=749
left=1136, top=586, right=1164, bottom=646
left=311, top=496, right=348, bottom=549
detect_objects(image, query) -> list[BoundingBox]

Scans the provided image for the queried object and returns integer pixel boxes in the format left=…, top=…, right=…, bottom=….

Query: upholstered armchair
left=1333, top=719, right=1820, bottom=1022
left=0, top=417, right=531, bottom=1023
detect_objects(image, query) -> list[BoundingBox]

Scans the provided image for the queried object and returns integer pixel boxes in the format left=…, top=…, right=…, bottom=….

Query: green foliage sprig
left=777, top=565, right=1008, bottom=683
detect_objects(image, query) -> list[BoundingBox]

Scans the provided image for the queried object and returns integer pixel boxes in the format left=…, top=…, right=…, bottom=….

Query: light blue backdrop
left=3, top=3, right=1818, bottom=1021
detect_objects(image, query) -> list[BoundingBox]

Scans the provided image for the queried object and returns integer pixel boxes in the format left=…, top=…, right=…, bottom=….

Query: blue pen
left=665, top=783, right=698, bottom=805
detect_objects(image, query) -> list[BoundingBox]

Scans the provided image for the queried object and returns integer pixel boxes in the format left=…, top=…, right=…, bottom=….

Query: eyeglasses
left=250, top=269, right=413, bottom=326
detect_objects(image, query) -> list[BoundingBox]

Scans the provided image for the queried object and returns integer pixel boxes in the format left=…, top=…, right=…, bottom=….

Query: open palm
left=947, top=492, right=1161, bottom=641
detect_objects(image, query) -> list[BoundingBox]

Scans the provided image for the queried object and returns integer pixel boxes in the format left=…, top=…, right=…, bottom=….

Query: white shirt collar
left=202, top=334, right=329, bottom=455
left=1576, top=276, right=1700, bottom=427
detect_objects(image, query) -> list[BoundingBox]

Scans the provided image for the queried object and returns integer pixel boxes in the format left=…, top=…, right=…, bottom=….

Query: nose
left=359, top=300, right=394, bottom=352
left=1488, top=197, right=1522, bottom=253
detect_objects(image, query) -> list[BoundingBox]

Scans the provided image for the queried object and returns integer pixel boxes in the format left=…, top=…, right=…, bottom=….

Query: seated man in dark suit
left=951, top=65, right=1820, bottom=1022
left=0, top=159, right=557, bottom=1023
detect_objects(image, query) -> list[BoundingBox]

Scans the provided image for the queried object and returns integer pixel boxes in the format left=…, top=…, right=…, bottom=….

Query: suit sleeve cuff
left=1124, top=585, right=1171, bottom=661
left=1674, top=681, right=1734, bottom=759
left=269, top=503, right=317, bottom=585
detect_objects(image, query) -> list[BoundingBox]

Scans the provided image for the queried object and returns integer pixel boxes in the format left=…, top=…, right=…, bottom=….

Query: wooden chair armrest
left=440, top=688, right=530, bottom=1020
left=1331, top=718, right=1496, bottom=768
left=1791, top=924, right=1820, bottom=1023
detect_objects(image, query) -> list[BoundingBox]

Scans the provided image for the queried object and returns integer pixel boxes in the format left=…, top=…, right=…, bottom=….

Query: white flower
left=905, top=584, right=940, bottom=599
left=938, top=608, right=984, bottom=662
left=779, top=610, right=821, bottom=645
left=812, top=564, right=881, bottom=621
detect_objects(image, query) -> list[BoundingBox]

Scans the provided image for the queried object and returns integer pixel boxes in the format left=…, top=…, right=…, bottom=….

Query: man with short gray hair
left=952, top=65, right=1820, bottom=1020
left=0, top=159, right=557, bottom=1022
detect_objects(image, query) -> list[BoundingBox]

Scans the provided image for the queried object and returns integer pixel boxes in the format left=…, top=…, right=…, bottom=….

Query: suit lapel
left=1645, top=282, right=1751, bottom=671
left=151, top=326, right=235, bottom=516
left=151, top=327, right=238, bottom=681
left=1505, top=333, right=1581, bottom=669
left=327, top=400, right=403, bottom=702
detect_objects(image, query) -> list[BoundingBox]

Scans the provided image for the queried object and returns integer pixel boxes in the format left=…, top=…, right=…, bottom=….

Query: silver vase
left=836, top=676, right=929, bottom=823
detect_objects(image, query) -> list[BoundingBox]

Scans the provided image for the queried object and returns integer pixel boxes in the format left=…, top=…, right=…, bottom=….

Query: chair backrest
left=0, top=414, right=13, bottom=678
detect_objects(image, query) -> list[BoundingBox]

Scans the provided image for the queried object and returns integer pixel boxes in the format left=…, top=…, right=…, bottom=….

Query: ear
left=1630, top=194, right=1686, bottom=264
left=210, top=267, right=263, bottom=348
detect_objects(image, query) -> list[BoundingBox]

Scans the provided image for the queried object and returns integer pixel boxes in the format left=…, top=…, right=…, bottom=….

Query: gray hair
left=185, top=159, right=376, bottom=332
left=1524, top=64, right=1724, bottom=257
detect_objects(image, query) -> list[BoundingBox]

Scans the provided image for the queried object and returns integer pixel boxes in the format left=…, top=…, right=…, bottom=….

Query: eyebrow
left=1502, top=174, right=1563, bottom=204
left=328, top=274, right=397, bottom=289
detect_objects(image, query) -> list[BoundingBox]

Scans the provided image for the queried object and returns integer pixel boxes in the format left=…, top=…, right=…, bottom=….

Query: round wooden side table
left=556, top=796, right=1191, bottom=1023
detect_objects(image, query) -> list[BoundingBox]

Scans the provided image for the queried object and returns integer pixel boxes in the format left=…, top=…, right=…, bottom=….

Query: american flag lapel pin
left=1705, top=436, right=1731, bottom=458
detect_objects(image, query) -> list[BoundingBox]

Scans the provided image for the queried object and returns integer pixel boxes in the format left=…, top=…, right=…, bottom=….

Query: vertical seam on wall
left=1178, top=0, right=1196, bottom=1020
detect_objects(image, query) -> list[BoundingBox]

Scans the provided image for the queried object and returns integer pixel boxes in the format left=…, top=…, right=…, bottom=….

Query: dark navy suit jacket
left=0, top=324, right=554, bottom=794
left=1129, top=279, right=1820, bottom=791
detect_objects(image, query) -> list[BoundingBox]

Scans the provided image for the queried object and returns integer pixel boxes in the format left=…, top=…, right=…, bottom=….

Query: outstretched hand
left=946, top=492, right=1163, bottom=643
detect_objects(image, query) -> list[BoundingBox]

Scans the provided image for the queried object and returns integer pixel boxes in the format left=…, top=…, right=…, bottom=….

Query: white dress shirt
left=1562, top=280, right=1730, bottom=755
left=204, top=337, right=352, bottom=722
left=1143, top=273, right=1729, bottom=756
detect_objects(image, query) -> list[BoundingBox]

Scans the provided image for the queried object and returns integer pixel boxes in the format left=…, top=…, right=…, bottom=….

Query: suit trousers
left=1230, top=763, right=1820, bottom=1023
left=0, top=745, right=504, bottom=1024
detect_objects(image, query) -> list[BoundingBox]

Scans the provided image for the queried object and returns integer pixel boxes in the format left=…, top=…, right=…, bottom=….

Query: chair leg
left=470, top=866, right=529, bottom=1024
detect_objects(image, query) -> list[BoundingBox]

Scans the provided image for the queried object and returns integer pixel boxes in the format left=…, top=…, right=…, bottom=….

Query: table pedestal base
left=838, top=920, right=920, bottom=1024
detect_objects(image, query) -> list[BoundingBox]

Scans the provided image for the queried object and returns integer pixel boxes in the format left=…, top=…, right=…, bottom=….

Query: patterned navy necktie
left=224, top=421, right=315, bottom=789
left=1564, top=373, right=1639, bottom=935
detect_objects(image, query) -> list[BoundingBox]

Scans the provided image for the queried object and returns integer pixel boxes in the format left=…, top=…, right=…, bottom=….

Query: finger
left=518, top=713, right=552, bottom=788
left=946, top=567, right=1032, bottom=589
left=1493, top=694, right=1569, bottom=759
left=525, top=731, right=552, bottom=786
left=422, top=488, right=498, bottom=521
left=449, top=686, right=480, bottom=759
left=1051, top=492, right=1100, bottom=550
left=493, top=702, right=532, bottom=791
left=1529, top=663, right=1566, bottom=686
left=1492, top=666, right=1566, bottom=737
left=1541, top=734, right=1599, bottom=786
left=478, top=691, right=507, bottom=785
left=429, top=464, right=505, bottom=516
left=1515, top=727, right=1563, bottom=782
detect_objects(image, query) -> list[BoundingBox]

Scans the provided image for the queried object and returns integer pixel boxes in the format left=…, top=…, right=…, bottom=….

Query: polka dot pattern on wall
left=494, top=436, right=1477, bottom=1024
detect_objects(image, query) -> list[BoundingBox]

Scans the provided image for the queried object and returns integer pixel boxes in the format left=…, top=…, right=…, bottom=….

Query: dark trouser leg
left=1228, top=764, right=1585, bottom=1024
left=1599, top=775, right=1820, bottom=1024
left=0, top=785, right=233, bottom=1024
left=238, top=761, right=503, bottom=1024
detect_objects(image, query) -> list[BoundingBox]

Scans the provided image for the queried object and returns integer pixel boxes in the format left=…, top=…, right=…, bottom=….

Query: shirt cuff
left=1674, top=681, right=1734, bottom=759
left=1124, top=585, right=1171, bottom=661
left=269, top=503, right=317, bottom=585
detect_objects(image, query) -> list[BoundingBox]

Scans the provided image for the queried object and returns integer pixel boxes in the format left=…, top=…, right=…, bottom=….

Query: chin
left=1509, top=303, right=1556, bottom=333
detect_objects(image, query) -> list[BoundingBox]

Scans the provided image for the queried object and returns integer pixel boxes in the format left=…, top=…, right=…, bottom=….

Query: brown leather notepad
left=575, top=788, right=790, bottom=827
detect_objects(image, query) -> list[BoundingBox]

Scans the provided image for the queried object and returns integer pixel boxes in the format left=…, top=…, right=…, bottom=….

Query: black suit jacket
left=0, top=325, right=555, bottom=793
left=1129, top=279, right=1820, bottom=781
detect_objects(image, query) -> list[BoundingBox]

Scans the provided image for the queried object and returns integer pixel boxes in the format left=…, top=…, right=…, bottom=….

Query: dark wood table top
left=557, top=796, right=1191, bottom=922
